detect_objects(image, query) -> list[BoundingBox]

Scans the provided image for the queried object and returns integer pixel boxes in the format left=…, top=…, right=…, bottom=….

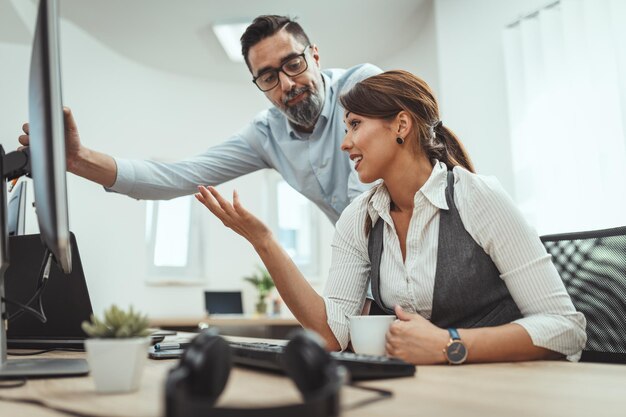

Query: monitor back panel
left=5, top=232, right=93, bottom=341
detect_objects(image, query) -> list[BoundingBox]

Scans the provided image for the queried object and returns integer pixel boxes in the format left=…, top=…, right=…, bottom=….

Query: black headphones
left=165, top=329, right=346, bottom=417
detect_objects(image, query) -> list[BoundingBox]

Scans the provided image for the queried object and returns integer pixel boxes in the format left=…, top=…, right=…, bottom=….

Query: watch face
left=446, top=341, right=468, bottom=364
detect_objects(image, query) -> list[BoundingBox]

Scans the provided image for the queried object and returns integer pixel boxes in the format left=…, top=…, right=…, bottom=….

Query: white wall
left=434, top=0, right=548, bottom=195
left=379, top=0, right=440, bottom=94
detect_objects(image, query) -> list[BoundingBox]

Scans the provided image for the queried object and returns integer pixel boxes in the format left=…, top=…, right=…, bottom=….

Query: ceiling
left=1, top=0, right=430, bottom=83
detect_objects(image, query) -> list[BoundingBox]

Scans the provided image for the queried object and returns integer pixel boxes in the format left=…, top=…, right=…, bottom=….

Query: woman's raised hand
left=195, top=186, right=273, bottom=248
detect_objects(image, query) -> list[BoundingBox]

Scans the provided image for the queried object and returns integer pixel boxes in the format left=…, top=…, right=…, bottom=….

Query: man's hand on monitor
left=17, top=123, right=30, bottom=151
left=18, top=106, right=83, bottom=172
left=60, top=107, right=84, bottom=173
left=18, top=106, right=117, bottom=187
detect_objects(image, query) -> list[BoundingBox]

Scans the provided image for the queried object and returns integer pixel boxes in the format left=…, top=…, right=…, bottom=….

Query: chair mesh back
left=541, top=226, right=626, bottom=363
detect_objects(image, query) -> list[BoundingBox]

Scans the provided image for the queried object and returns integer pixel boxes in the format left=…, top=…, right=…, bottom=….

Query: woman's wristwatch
left=443, top=328, right=468, bottom=364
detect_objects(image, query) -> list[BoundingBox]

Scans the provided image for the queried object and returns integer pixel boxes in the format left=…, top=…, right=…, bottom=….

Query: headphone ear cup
left=179, top=329, right=232, bottom=403
left=282, top=330, right=339, bottom=401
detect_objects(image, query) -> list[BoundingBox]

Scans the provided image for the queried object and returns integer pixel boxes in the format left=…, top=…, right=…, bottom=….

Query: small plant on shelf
left=244, top=266, right=275, bottom=315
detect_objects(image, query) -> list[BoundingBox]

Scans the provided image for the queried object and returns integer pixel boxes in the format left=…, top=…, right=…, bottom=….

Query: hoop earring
left=396, top=137, right=404, bottom=145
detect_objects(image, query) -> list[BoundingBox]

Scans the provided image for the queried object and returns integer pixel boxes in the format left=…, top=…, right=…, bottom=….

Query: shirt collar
left=287, top=72, right=331, bottom=140
left=418, top=160, right=449, bottom=211
left=367, top=160, right=450, bottom=224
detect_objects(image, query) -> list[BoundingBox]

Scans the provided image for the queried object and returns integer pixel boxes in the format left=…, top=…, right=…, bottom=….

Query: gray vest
left=369, top=171, right=522, bottom=328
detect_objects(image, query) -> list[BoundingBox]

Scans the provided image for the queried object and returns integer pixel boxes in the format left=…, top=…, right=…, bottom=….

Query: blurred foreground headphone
left=165, top=329, right=346, bottom=417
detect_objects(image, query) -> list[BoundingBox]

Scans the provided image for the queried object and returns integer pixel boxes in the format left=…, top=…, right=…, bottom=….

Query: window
left=502, top=0, right=626, bottom=234
left=145, top=196, right=204, bottom=283
left=266, top=172, right=320, bottom=279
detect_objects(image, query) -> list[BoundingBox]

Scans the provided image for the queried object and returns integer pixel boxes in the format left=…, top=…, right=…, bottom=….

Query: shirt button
left=320, top=159, right=328, bottom=168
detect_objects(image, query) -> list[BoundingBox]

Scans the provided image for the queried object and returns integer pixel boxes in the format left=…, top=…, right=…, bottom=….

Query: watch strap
left=447, top=328, right=461, bottom=340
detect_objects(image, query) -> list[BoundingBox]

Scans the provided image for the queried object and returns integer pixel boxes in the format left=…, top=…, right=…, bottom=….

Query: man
left=19, top=15, right=381, bottom=224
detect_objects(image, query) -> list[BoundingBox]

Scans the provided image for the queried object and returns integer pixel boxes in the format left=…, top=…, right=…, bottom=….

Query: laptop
left=204, top=291, right=244, bottom=315
left=5, top=233, right=93, bottom=349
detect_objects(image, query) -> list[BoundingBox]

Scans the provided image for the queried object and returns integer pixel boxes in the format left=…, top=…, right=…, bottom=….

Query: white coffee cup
left=349, top=315, right=396, bottom=356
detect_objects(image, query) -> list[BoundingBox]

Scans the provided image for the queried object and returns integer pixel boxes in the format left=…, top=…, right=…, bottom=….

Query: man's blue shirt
left=110, top=63, right=382, bottom=224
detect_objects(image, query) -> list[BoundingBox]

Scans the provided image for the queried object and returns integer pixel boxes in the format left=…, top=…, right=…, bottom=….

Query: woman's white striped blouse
left=322, top=161, right=587, bottom=361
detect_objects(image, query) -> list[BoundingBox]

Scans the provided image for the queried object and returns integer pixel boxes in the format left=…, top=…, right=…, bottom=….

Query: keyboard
left=228, top=341, right=416, bottom=380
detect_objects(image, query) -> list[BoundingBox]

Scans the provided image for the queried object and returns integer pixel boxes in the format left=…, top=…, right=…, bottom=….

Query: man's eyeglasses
left=253, top=45, right=311, bottom=92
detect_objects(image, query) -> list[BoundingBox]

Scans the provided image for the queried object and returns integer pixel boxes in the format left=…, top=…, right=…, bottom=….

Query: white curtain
left=503, top=0, right=626, bottom=234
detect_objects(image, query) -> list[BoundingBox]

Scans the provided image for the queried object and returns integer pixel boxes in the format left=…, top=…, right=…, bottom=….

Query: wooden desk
left=150, top=315, right=301, bottom=338
left=1, top=347, right=625, bottom=417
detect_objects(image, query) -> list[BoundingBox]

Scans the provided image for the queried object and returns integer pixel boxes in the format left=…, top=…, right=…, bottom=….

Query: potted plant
left=244, top=266, right=275, bottom=315
left=82, top=305, right=152, bottom=393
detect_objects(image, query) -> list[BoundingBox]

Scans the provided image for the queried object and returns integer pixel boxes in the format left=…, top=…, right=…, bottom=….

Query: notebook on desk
left=5, top=233, right=93, bottom=349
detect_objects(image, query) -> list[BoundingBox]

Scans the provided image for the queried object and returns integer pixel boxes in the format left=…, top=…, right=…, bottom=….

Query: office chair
left=541, top=226, right=626, bottom=364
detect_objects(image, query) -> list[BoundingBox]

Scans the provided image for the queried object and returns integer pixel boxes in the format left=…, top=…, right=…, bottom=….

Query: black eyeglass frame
left=252, top=45, right=312, bottom=92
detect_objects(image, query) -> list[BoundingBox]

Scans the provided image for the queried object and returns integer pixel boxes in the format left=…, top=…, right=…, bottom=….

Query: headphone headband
left=165, top=330, right=344, bottom=417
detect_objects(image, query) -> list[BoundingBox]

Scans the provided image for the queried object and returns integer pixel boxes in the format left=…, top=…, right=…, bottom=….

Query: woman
left=195, top=70, right=586, bottom=364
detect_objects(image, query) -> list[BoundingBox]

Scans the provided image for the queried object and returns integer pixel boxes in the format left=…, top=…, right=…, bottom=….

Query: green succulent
left=81, top=305, right=151, bottom=338
left=244, top=266, right=275, bottom=302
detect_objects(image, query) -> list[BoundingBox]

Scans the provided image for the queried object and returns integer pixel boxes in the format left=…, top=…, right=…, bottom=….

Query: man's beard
left=281, top=83, right=325, bottom=129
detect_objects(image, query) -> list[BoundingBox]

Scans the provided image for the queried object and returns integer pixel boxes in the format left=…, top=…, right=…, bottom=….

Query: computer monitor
left=0, top=0, right=88, bottom=378
left=28, top=0, right=72, bottom=274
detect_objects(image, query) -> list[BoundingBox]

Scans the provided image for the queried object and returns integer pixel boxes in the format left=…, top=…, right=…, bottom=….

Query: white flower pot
left=84, top=337, right=150, bottom=393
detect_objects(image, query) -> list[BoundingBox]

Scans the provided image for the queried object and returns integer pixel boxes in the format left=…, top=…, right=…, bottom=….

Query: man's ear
left=310, top=44, right=321, bottom=68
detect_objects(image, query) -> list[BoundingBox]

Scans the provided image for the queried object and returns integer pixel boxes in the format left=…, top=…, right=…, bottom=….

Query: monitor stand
left=0, top=145, right=89, bottom=379
left=0, top=357, right=89, bottom=378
